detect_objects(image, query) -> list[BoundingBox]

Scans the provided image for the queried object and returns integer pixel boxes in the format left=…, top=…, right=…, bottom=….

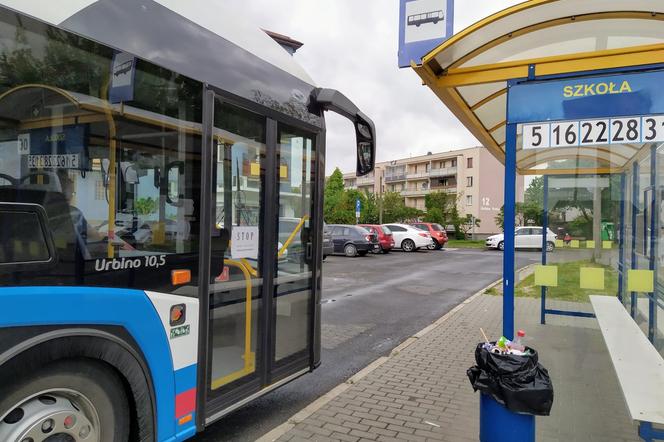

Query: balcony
left=429, top=166, right=457, bottom=177
left=356, top=176, right=375, bottom=185
left=401, top=188, right=432, bottom=197
left=429, top=185, right=457, bottom=194
left=385, top=174, right=406, bottom=182
left=406, top=172, right=430, bottom=179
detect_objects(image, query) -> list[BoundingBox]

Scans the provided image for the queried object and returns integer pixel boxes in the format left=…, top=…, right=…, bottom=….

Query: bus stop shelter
left=412, top=0, right=664, bottom=440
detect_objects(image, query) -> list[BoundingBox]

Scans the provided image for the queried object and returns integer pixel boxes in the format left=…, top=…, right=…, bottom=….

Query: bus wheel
left=0, top=359, right=129, bottom=442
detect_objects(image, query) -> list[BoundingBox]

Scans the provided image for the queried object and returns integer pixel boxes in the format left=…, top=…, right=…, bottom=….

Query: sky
left=225, top=0, right=523, bottom=175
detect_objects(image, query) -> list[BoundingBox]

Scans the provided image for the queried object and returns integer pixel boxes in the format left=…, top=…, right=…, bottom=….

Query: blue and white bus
left=0, top=1, right=375, bottom=441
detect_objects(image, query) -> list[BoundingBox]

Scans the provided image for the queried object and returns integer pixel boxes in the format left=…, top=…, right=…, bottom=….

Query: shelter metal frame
left=412, top=2, right=664, bottom=439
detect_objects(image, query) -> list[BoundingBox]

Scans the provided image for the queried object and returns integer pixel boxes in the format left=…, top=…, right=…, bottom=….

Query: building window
left=467, top=157, right=473, bottom=168
left=467, top=176, right=473, bottom=187
left=466, top=195, right=473, bottom=206
left=452, top=159, right=457, bottom=167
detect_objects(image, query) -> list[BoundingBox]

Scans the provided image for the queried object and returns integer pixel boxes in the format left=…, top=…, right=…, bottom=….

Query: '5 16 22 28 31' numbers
left=523, top=115, right=664, bottom=149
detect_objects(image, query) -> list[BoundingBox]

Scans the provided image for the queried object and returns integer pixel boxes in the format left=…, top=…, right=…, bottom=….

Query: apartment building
left=343, top=147, right=524, bottom=236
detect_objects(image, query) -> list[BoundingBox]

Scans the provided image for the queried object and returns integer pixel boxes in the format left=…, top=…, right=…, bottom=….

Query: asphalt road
left=193, top=247, right=539, bottom=441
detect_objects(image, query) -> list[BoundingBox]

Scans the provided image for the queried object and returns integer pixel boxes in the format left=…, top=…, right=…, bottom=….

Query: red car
left=411, top=222, right=448, bottom=250
left=359, top=224, right=395, bottom=253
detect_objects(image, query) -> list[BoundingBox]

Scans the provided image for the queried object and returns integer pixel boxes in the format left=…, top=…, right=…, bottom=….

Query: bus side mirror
left=311, top=88, right=376, bottom=176
left=355, top=113, right=375, bottom=176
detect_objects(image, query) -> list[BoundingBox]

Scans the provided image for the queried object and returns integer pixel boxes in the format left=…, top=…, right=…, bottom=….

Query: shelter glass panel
left=509, top=120, right=664, bottom=438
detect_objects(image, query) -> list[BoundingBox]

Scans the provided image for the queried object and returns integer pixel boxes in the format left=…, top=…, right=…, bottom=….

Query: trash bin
left=601, top=221, right=615, bottom=241
left=480, top=393, right=535, bottom=442
left=468, top=343, right=553, bottom=442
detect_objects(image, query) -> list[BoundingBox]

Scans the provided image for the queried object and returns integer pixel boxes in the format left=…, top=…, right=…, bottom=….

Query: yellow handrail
left=210, top=258, right=256, bottom=389
left=278, top=215, right=309, bottom=258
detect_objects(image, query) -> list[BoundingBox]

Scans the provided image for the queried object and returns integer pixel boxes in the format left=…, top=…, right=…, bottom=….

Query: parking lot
left=195, top=247, right=539, bottom=441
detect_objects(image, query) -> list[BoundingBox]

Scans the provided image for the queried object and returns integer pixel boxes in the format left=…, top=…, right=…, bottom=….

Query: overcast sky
left=225, top=0, right=522, bottom=174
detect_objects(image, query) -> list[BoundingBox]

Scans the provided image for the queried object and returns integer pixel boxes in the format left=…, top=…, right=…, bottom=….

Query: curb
left=255, top=277, right=503, bottom=442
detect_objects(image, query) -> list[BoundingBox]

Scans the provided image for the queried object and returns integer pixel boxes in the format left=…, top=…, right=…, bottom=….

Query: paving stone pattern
left=277, top=295, right=640, bottom=442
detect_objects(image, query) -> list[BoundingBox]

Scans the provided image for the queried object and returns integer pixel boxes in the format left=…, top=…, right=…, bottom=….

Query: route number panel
left=523, top=115, right=664, bottom=149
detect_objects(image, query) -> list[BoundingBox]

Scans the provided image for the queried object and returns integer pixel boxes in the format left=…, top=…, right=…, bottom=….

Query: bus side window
left=0, top=203, right=56, bottom=272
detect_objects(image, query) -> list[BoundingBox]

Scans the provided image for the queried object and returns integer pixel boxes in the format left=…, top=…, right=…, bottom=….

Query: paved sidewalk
left=264, top=293, right=640, bottom=442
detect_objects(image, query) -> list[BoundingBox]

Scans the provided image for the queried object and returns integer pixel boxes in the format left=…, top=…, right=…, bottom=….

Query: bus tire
left=0, top=358, right=130, bottom=442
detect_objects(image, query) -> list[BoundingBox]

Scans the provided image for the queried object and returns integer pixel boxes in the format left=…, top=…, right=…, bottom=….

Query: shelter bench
left=590, top=296, right=664, bottom=442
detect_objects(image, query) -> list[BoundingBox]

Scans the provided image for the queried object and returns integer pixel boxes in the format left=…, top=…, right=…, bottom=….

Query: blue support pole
left=618, top=173, right=626, bottom=303
left=649, top=146, right=657, bottom=342
left=503, top=122, right=517, bottom=340
left=540, top=175, right=549, bottom=325
left=631, top=162, right=639, bottom=318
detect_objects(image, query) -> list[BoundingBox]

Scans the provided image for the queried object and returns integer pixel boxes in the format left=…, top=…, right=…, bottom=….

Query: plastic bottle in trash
left=511, top=330, right=526, bottom=352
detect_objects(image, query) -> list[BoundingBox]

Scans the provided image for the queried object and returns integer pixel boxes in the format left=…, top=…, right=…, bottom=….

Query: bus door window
left=274, top=126, right=316, bottom=365
left=208, top=100, right=266, bottom=393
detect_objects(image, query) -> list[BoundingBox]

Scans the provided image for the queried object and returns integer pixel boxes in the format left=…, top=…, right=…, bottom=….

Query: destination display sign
left=508, top=70, right=664, bottom=124
left=522, top=115, right=664, bottom=149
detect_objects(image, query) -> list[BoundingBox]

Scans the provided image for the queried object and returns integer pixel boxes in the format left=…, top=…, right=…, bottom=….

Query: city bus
left=0, top=2, right=375, bottom=441
left=407, top=10, right=445, bottom=27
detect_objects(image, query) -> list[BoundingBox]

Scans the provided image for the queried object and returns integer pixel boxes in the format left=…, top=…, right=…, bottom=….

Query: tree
left=381, top=191, right=406, bottom=223
left=495, top=206, right=506, bottom=231
left=326, top=168, right=345, bottom=194
left=524, top=176, right=544, bottom=206
left=380, top=191, right=423, bottom=223
left=135, top=197, right=157, bottom=215
left=521, top=176, right=544, bottom=225
left=494, top=177, right=547, bottom=231
left=495, top=202, right=526, bottom=232
left=323, top=169, right=380, bottom=224
left=423, top=207, right=444, bottom=225
left=359, top=192, right=379, bottom=224
left=457, top=214, right=481, bottom=238
left=324, top=168, right=351, bottom=223
left=424, top=192, right=457, bottom=227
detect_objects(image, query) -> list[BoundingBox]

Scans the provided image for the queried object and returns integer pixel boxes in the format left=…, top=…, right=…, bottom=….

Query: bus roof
left=0, top=0, right=320, bottom=124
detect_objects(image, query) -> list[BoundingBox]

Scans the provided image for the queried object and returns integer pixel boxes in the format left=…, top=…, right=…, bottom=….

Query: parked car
left=328, top=224, right=380, bottom=257
left=411, top=222, right=448, bottom=250
left=323, top=223, right=334, bottom=259
left=485, top=226, right=557, bottom=252
left=359, top=224, right=395, bottom=253
left=383, top=223, right=433, bottom=252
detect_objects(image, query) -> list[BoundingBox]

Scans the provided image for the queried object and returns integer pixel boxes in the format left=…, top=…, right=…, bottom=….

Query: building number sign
left=522, top=115, right=664, bottom=149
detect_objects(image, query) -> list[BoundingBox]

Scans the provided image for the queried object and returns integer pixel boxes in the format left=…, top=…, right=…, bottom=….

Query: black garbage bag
left=467, top=342, right=553, bottom=416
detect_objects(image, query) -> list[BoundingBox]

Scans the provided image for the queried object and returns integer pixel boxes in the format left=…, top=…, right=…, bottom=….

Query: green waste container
left=601, top=222, right=615, bottom=241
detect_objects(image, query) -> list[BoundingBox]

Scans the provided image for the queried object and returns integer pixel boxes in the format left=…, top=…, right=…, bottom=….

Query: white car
left=383, top=223, right=433, bottom=252
left=486, top=227, right=557, bottom=252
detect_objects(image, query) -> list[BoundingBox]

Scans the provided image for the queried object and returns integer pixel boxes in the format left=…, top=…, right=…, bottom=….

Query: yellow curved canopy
left=413, top=0, right=664, bottom=174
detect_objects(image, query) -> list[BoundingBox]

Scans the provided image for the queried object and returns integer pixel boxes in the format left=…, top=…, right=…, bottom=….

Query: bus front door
left=206, top=101, right=268, bottom=412
left=205, top=98, right=318, bottom=417
left=271, top=125, right=317, bottom=379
